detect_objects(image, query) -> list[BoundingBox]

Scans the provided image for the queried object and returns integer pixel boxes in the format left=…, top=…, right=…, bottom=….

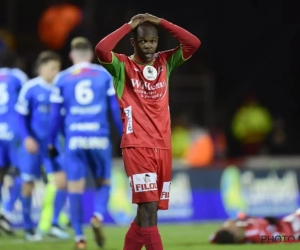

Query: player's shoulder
left=0, top=67, right=28, bottom=84
left=89, top=63, right=111, bottom=76
left=156, top=46, right=182, bottom=60
left=112, top=52, right=130, bottom=63
left=19, top=77, right=40, bottom=95
left=53, top=67, right=73, bottom=86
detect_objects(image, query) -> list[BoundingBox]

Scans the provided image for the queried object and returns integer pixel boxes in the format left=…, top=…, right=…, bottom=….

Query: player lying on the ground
left=210, top=209, right=300, bottom=244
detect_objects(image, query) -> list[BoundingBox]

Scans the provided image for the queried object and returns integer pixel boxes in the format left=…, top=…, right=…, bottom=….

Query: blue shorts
left=64, top=145, right=112, bottom=181
left=18, top=143, right=63, bottom=182
left=0, top=139, right=19, bottom=168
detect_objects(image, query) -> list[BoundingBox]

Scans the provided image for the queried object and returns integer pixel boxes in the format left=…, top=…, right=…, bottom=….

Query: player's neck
left=131, top=54, right=154, bottom=66
left=40, top=75, right=52, bottom=84
left=73, top=60, right=90, bottom=65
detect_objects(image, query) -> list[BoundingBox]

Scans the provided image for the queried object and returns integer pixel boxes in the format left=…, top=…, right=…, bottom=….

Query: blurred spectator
left=171, top=114, right=190, bottom=158
left=263, top=117, right=290, bottom=155
left=171, top=114, right=214, bottom=167
left=210, top=126, right=227, bottom=160
left=184, top=125, right=214, bottom=167
left=231, top=94, right=273, bottom=156
left=0, top=29, right=15, bottom=50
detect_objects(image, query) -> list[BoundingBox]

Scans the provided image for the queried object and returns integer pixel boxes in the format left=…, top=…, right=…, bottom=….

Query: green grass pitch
left=1, top=223, right=300, bottom=250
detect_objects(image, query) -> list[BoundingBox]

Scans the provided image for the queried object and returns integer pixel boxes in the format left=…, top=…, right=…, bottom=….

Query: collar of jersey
left=36, top=76, right=53, bottom=89
left=131, top=55, right=154, bottom=66
left=72, top=62, right=91, bottom=69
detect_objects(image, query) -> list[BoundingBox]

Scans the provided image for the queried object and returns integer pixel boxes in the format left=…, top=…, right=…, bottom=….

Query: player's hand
left=24, top=137, right=39, bottom=154
left=48, top=145, right=59, bottom=159
left=143, top=13, right=162, bottom=25
left=128, top=14, right=146, bottom=29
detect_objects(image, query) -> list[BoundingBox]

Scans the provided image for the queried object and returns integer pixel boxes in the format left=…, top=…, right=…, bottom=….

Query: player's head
left=131, top=21, right=159, bottom=63
left=69, top=37, right=93, bottom=64
left=213, top=229, right=236, bottom=244
left=0, top=48, right=19, bottom=68
left=35, top=50, right=61, bottom=83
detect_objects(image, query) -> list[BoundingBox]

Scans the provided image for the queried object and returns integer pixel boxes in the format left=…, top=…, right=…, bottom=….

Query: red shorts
left=122, top=147, right=172, bottom=210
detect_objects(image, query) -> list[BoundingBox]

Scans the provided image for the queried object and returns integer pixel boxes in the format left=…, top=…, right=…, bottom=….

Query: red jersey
left=95, top=19, right=200, bottom=149
left=242, top=218, right=273, bottom=243
left=280, top=209, right=300, bottom=238
left=210, top=218, right=273, bottom=244
left=100, top=49, right=185, bottom=148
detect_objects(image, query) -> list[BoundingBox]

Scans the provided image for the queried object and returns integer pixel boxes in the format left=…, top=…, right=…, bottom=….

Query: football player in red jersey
left=95, top=13, right=200, bottom=250
left=210, top=209, right=300, bottom=244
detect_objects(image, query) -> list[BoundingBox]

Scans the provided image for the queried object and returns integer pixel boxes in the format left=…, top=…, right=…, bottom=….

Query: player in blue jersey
left=48, top=37, right=123, bottom=249
left=15, top=51, right=69, bottom=241
left=0, top=49, right=27, bottom=235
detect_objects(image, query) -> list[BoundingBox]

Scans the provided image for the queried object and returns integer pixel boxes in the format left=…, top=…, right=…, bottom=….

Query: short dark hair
left=132, top=21, right=158, bottom=39
left=264, top=216, right=278, bottom=225
left=35, top=50, right=61, bottom=67
left=33, top=50, right=61, bottom=75
left=213, top=229, right=235, bottom=244
left=71, top=37, right=92, bottom=50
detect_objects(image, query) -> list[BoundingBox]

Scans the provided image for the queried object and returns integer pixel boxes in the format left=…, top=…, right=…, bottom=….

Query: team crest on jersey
left=143, top=65, right=157, bottom=81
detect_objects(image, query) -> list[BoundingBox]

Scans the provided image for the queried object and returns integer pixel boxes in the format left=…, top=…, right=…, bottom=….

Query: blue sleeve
left=105, top=75, right=122, bottom=135
left=48, top=103, right=64, bottom=145
left=15, top=83, right=32, bottom=140
left=49, top=84, right=64, bottom=145
left=17, top=113, right=31, bottom=140
left=106, top=75, right=123, bottom=136
left=15, top=83, right=31, bottom=115
left=108, top=94, right=123, bottom=136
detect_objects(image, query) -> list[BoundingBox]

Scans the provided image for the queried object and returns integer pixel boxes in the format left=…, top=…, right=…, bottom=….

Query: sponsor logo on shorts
left=133, top=173, right=157, bottom=192
left=160, top=181, right=171, bottom=200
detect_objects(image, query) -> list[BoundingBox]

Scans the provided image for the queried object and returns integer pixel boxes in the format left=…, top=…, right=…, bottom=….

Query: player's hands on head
left=144, top=13, right=162, bottom=25
left=24, top=136, right=39, bottom=154
left=128, top=14, right=146, bottom=29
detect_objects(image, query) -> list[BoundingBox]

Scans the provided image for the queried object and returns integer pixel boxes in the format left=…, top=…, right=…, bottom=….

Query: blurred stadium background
left=1, top=0, right=300, bottom=249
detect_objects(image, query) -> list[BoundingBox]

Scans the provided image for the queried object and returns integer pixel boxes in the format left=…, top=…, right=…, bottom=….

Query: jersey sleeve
left=15, top=83, right=32, bottom=115
left=106, top=76, right=116, bottom=97
left=98, top=53, right=125, bottom=79
left=12, top=68, right=28, bottom=85
left=50, top=75, right=64, bottom=104
left=162, top=45, right=186, bottom=75
left=99, top=53, right=126, bottom=99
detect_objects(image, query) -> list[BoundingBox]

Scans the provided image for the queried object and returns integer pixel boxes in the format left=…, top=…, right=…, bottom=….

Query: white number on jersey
left=75, top=80, right=94, bottom=105
left=0, top=82, right=9, bottom=105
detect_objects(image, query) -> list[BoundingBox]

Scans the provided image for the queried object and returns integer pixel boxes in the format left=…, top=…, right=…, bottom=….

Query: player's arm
left=145, top=14, right=201, bottom=69
left=48, top=84, right=64, bottom=156
left=95, top=15, right=146, bottom=77
left=15, top=84, right=39, bottom=153
left=106, top=78, right=123, bottom=136
left=160, top=19, right=200, bottom=60
left=95, top=24, right=130, bottom=77
left=15, top=85, right=32, bottom=141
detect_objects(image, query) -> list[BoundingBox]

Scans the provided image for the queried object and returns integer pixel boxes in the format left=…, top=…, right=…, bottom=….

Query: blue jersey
left=15, top=77, right=54, bottom=142
left=50, top=62, right=116, bottom=139
left=0, top=68, right=28, bottom=140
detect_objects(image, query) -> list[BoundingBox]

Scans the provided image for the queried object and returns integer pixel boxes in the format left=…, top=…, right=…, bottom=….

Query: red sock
left=141, top=226, right=163, bottom=250
left=123, top=221, right=144, bottom=250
